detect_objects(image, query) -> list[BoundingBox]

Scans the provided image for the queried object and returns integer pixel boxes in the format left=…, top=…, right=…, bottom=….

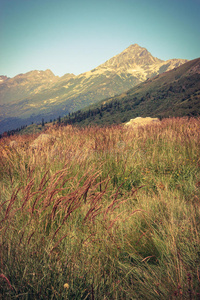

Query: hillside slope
left=63, top=58, right=200, bottom=126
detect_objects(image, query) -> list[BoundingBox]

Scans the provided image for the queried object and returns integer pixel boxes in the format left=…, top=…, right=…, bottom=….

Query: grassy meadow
left=0, top=117, right=200, bottom=299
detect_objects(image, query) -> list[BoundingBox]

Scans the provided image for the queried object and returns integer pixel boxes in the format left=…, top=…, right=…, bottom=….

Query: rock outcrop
left=125, top=117, right=160, bottom=127
left=30, top=134, right=56, bottom=149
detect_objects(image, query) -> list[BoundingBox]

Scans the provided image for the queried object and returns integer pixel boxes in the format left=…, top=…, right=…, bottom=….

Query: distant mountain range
left=0, top=44, right=192, bottom=133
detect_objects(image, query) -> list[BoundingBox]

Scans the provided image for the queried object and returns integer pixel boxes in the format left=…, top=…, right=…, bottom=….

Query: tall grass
left=0, top=117, right=200, bottom=299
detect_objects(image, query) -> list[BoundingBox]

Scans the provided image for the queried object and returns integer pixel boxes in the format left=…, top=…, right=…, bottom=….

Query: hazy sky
left=1, top=0, right=200, bottom=78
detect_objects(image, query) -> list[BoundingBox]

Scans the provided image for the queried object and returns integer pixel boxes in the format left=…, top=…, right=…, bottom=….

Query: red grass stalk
left=136, top=230, right=150, bottom=246
left=3, top=187, right=21, bottom=221
left=83, top=182, right=91, bottom=203
left=103, top=191, right=123, bottom=220
left=141, top=255, right=156, bottom=262
left=31, top=189, right=48, bottom=214
left=131, top=185, right=145, bottom=196
left=82, top=179, right=110, bottom=222
left=27, top=231, right=35, bottom=244
left=50, top=233, right=69, bottom=253
left=90, top=206, right=103, bottom=221
left=0, top=199, right=10, bottom=213
left=107, top=212, right=124, bottom=230
left=18, top=229, right=26, bottom=246
left=42, top=173, right=74, bottom=209
left=61, top=202, right=82, bottom=225
left=51, top=225, right=63, bottom=240
left=21, top=179, right=35, bottom=210
left=83, top=204, right=102, bottom=223
left=0, top=273, right=13, bottom=290
left=38, top=170, right=50, bottom=190
left=51, top=198, right=63, bottom=220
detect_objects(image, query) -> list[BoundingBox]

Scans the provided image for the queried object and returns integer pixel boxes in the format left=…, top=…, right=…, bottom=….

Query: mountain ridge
left=80, top=44, right=187, bottom=82
left=0, top=44, right=191, bottom=133
left=62, top=57, right=200, bottom=126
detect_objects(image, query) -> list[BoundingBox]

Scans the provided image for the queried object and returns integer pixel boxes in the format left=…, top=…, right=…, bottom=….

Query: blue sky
left=1, top=0, right=200, bottom=78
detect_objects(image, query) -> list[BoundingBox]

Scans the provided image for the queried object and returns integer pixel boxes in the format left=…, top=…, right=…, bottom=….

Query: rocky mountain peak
left=121, top=44, right=163, bottom=65
left=123, top=43, right=147, bottom=53
left=23, top=69, right=57, bottom=79
left=99, top=44, right=163, bottom=71
left=80, top=44, right=189, bottom=91
left=0, top=75, right=9, bottom=84
left=3, top=69, right=59, bottom=88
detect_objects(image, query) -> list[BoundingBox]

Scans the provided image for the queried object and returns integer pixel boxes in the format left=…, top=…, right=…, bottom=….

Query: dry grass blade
left=83, top=205, right=102, bottom=223
left=50, top=233, right=70, bottom=253
left=0, top=273, right=13, bottom=290
left=131, top=185, right=145, bottom=195
left=141, top=255, right=156, bottom=262
left=123, top=209, right=143, bottom=221
left=51, top=225, right=62, bottom=240
left=31, top=189, right=49, bottom=214
left=27, top=231, right=35, bottom=244
left=38, top=170, right=50, bottom=190
left=21, top=178, right=35, bottom=210
left=107, top=212, right=124, bottom=230
left=3, top=186, right=21, bottom=221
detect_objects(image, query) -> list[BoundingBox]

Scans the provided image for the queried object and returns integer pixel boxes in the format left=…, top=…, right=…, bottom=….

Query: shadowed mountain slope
left=62, top=58, right=200, bottom=126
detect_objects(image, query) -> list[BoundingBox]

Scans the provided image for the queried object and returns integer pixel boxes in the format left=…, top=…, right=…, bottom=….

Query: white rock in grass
left=125, top=117, right=160, bottom=127
left=9, top=140, right=18, bottom=148
left=30, top=134, right=56, bottom=149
